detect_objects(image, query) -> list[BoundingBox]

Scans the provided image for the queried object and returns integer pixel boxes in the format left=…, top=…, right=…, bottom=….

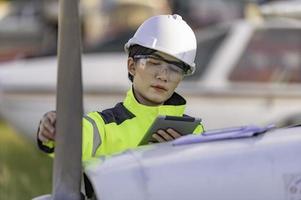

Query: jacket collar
left=123, top=87, right=186, bottom=118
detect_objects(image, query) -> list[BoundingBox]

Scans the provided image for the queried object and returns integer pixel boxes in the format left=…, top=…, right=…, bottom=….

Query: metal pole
left=52, top=0, right=83, bottom=198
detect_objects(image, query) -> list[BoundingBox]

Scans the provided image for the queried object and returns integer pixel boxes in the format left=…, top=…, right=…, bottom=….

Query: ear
left=127, top=57, right=136, bottom=76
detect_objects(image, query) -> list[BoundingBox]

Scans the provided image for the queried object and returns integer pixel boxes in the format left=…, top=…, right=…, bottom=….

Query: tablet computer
left=139, top=115, right=201, bottom=145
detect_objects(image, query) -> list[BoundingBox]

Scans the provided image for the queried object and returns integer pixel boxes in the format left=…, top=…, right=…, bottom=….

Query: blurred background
left=0, top=0, right=300, bottom=199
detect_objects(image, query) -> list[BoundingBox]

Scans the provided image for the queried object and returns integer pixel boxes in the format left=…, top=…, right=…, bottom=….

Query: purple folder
left=172, top=124, right=275, bottom=146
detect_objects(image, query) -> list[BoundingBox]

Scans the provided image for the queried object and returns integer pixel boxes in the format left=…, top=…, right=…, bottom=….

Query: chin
left=148, top=94, right=169, bottom=104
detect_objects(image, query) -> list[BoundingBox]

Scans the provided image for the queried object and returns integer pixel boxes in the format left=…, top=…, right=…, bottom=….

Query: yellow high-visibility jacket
left=38, top=88, right=204, bottom=161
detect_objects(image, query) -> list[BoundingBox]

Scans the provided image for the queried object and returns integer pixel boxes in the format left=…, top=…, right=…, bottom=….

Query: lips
left=151, top=85, right=168, bottom=91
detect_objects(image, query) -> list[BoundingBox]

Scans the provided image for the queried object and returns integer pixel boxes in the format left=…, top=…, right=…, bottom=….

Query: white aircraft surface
left=83, top=124, right=301, bottom=200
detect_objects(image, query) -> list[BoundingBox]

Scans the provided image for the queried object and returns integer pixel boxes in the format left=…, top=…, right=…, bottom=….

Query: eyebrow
left=151, top=53, right=178, bottom=62
left=150, top=54, right=183, bottom=67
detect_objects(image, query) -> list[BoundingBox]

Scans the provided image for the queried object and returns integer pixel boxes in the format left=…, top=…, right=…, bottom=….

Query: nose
left=155, top=66, right=168, bottom=82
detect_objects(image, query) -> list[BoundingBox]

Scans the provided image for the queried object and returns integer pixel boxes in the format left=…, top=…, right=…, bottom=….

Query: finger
left=41, top=129, right=55, bottom=140
left=40, top=128, right=55, bottom=140
left=38, top=132, right=49, bottom=142
left=152, top=133, right=165, bottom=143
left=47, top=112, right=57, bottom=125
left=166, top=128, right=182, bottom=139
left=42, top=119, right=55, bottom=134
left=41, top=130, right=55, bottom=140
left=157, top=129, right=174, bottom=141
left=43, top=111, right=56, bottom=124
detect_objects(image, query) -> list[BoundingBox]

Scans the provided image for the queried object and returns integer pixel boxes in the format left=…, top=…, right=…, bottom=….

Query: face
left=128, top=51, right=184, bottom=106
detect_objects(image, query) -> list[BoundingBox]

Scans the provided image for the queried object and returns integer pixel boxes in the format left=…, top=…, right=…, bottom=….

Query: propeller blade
left=52, top=0, right=83, bottom=199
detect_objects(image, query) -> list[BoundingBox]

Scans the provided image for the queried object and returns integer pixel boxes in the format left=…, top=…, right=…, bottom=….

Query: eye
left=168, top=65, right=183, bottom=74
left=148, top=58, right=162, bottom=66
left=170, top=67, right=179, bottom=73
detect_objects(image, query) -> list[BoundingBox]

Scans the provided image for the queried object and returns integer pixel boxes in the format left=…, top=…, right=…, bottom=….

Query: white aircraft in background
left=0, top=18, right=301, bottom=141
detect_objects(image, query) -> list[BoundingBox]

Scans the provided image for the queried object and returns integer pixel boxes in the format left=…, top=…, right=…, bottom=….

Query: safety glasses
left=133, top=54, right=187, bottom=81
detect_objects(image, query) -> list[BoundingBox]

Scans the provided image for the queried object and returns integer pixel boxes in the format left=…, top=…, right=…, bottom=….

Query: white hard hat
left=124, top=14, right=197, bottom=75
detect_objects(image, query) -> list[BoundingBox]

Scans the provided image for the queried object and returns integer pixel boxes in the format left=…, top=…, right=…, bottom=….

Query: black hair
left=127, top=45, right=156, bottom=82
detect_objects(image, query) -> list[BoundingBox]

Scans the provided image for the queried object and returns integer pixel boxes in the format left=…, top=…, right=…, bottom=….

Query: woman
left=37, top=14, right=204, bottom=161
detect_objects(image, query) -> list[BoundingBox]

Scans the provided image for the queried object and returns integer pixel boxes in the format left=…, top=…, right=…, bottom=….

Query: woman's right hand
left=151, top=128, right=182, bottom=143
left=38, top=111, right=57, bottom=142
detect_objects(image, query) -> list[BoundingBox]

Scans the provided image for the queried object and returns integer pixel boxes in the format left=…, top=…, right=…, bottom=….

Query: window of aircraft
left=185, top=25, right=229, bottom=81
left=229, top=28, right=301, bottom=84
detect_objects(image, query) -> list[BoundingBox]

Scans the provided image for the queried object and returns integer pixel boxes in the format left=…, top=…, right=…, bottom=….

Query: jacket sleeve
left=36, top=114, right=103, bottom=162
left=193, top=123, right=205, bottom=135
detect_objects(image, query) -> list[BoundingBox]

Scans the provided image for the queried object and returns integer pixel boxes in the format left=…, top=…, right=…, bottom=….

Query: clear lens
left=134, top=55, right=184, bottom=81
